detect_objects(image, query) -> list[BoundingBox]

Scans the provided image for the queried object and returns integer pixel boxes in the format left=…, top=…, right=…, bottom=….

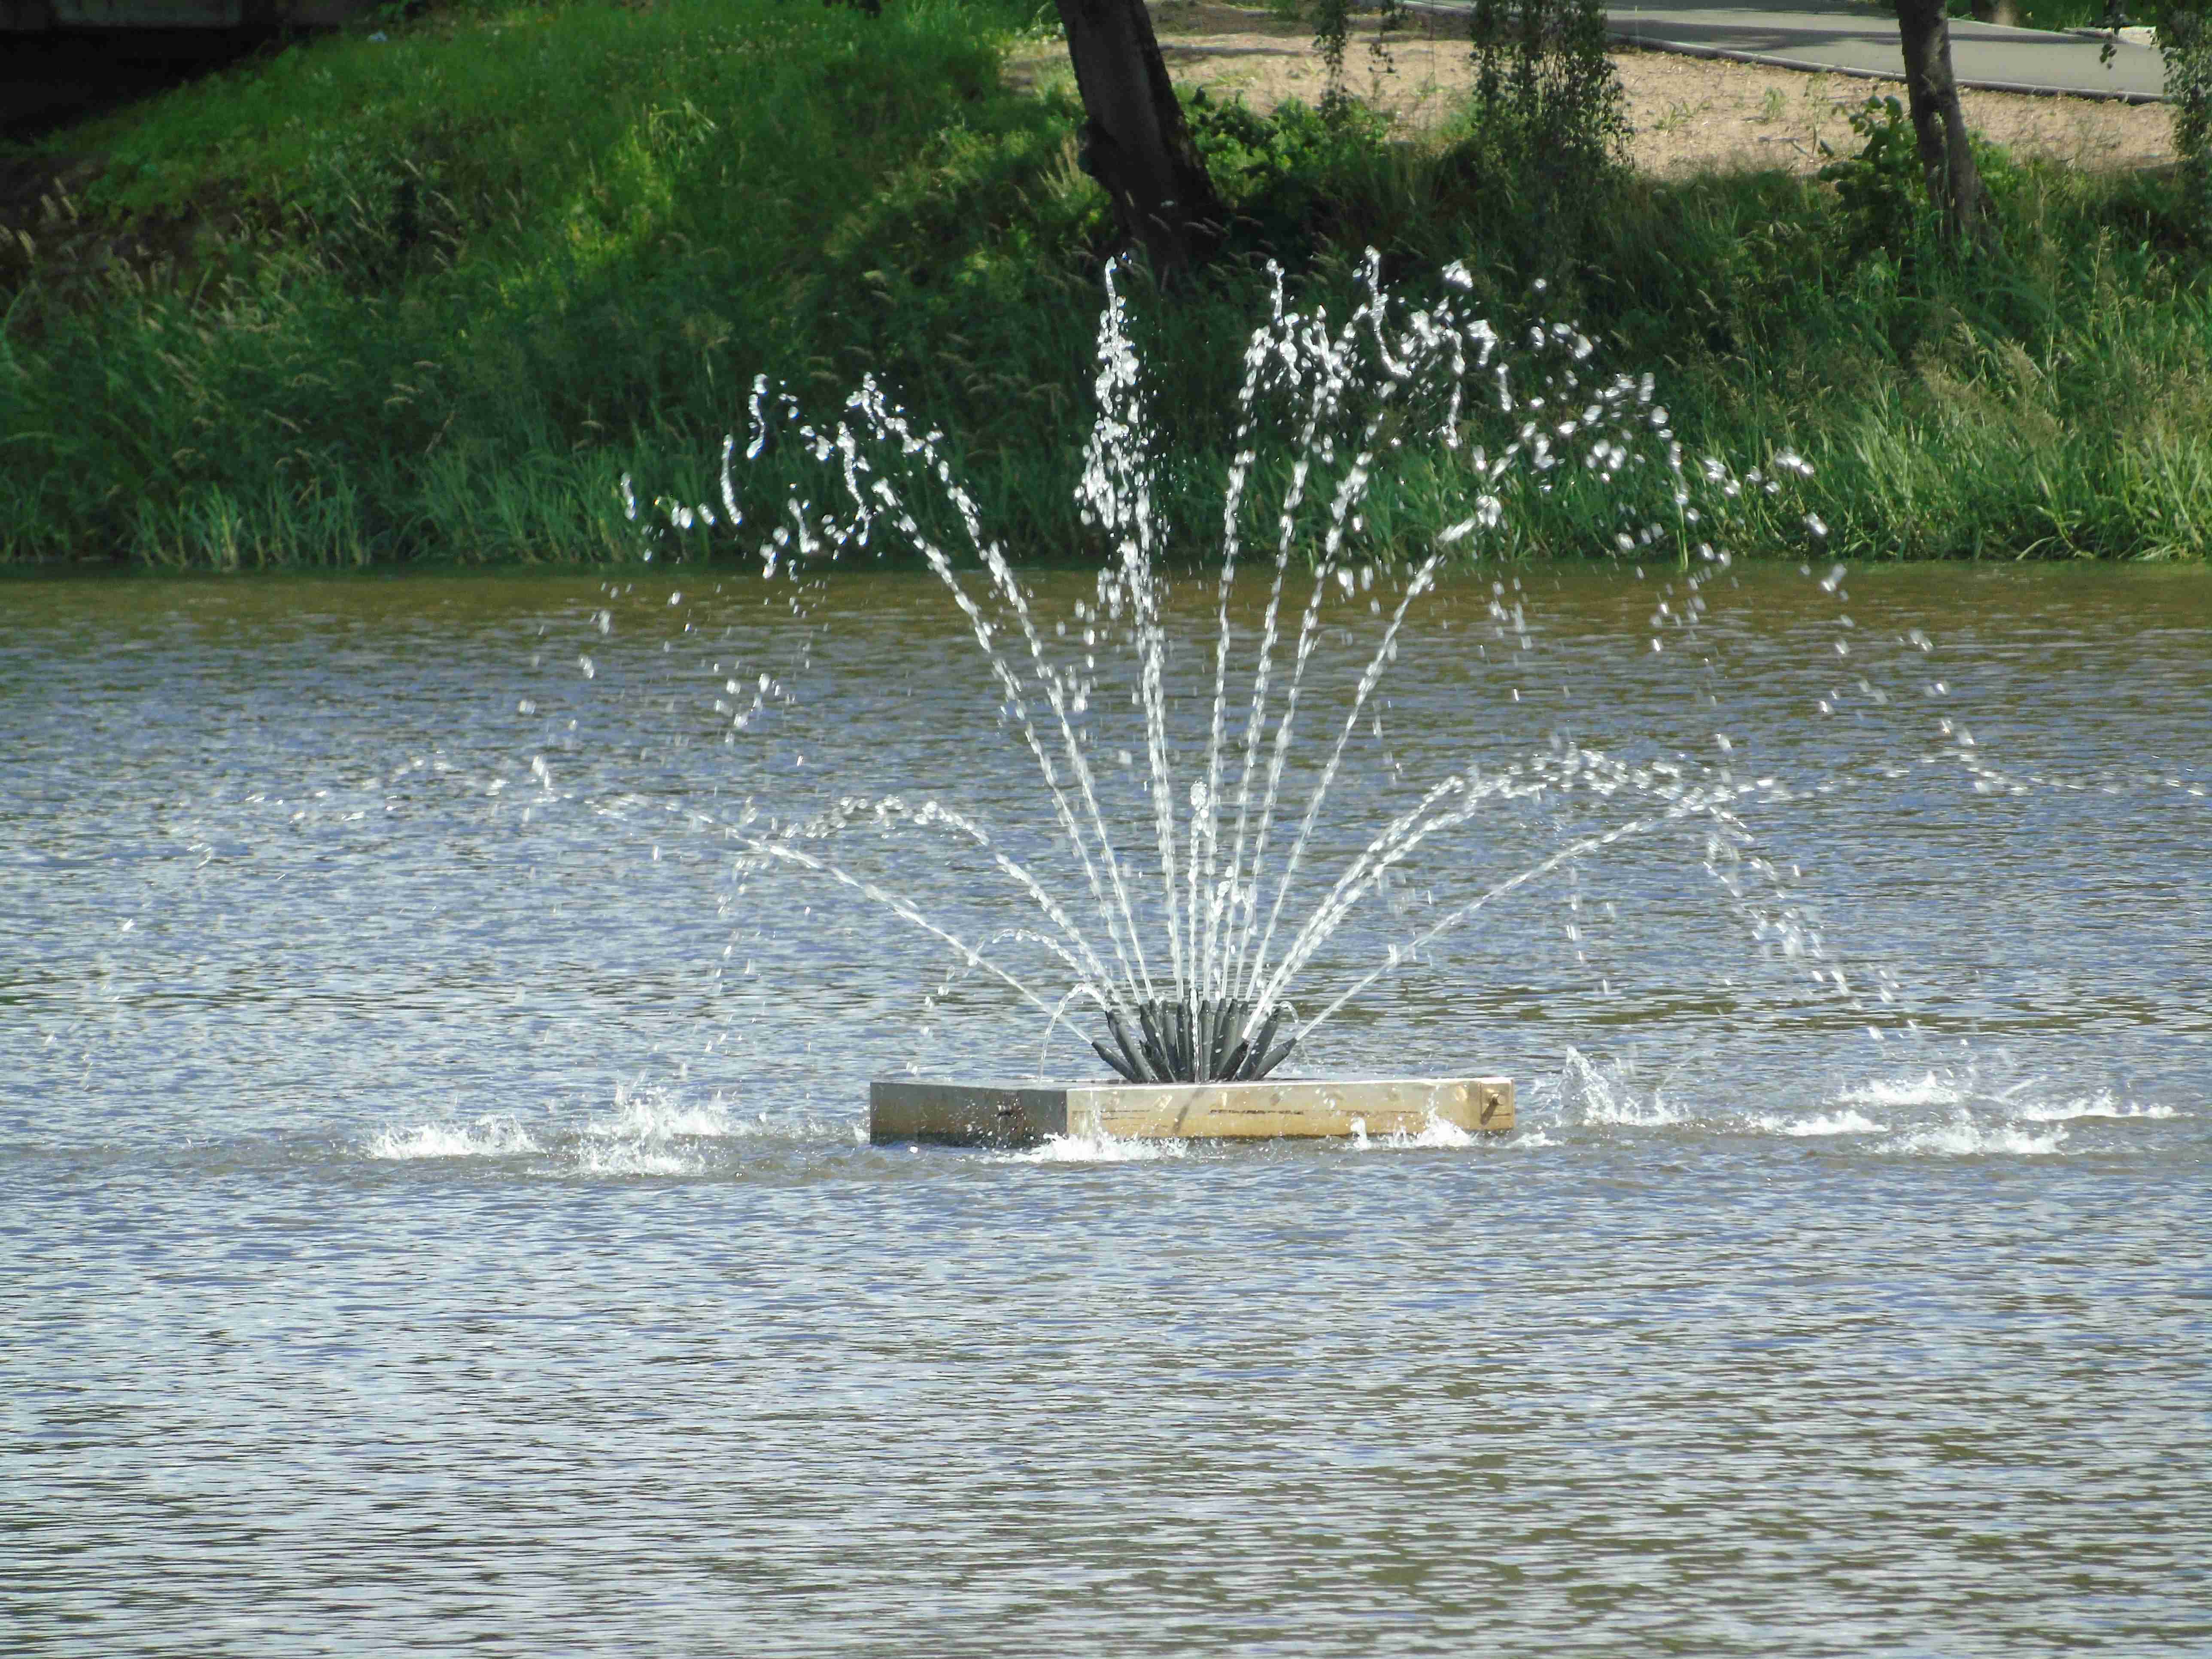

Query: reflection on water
left=3, top=566, right=2207, bottom=1655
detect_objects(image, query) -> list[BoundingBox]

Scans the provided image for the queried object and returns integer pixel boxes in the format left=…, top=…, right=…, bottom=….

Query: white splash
left=566, top=1082, right=742, bottom=1176
left=1548, top=1047, right=1689, bottom=1127
left=1838, top=1071, right=1968, bottom=1109
left=367, top=1114, right=539, bottom=1160
left=2014, top=1091, right=2176, bottom=1123
left=585, top=1083, right=738, bottom=1142
left=1000, top=1131, right=1190, bottom=1164
left=1580, top=1094, right=1690, bottom=1128
left=1878, top=1112, right=2068, bottom=1157
left=574, top=1141, right=704, bottom=1176
left=1348, top=1112, right=1480, bottom=1150
left=716, top=1110, right=864, bottom=1143
left=1403, top=1112, right=1477, bottom=1149
left=1745, top=1108, right=1888, bottom=1137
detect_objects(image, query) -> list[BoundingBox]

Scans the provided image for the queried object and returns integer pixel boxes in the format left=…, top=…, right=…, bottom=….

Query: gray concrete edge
left=1608, top=34, right=2169, bottom=102
left=1396, top=0, right=2172, bottom=103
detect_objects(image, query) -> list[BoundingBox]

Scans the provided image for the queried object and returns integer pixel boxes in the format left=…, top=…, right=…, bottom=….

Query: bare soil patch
left=1008, top=2, right=2176, bottom=175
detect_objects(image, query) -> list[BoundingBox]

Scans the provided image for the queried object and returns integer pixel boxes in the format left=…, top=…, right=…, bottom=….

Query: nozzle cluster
left=1092, top=997, right=1296, bottom=1084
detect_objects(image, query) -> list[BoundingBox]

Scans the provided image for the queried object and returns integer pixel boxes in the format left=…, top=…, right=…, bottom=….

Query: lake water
left=5, top=563, right=2207, bottom=1655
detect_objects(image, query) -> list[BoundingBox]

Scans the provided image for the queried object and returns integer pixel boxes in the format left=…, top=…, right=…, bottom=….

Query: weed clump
left=1456, top=0, right=1630, bottom=270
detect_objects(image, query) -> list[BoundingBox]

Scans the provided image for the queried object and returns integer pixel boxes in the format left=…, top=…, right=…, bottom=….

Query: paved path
left=1413, top=0, right=2170, bottom=100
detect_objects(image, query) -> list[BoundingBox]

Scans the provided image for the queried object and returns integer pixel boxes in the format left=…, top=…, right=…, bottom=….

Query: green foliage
left=1183, top=90, right=1395, bottom=249
left=2166, top=9, right=2212, bottom=228
left=1, top=0, right=2208, bottom=566
left=1816, top=94, right=2022, bottom=263
left=1818, top=97, right=1928, bottom=258
left=1307, top=0, right=1409, bottom=122
left=1454, top=0, right=1630, bottom=271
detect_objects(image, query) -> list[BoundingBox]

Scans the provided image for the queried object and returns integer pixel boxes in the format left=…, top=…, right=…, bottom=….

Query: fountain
left=632, top=254, right=1814, bottom=1146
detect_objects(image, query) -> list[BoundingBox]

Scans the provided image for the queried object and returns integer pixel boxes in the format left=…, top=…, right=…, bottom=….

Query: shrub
left=1457, top=0, right=1629, bottom=270
left=2165, top=8, right=2212, bottom=230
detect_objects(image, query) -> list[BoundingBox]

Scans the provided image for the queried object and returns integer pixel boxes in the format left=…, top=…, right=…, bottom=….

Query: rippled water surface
left=5, top=565, right=2208, bottom=1656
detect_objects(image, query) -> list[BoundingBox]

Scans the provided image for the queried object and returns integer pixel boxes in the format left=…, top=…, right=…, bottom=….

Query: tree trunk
left=1968, top=0, right=2021, bottom=26
left=1053, top=0, right=1226, bottom=280
left=1895, top=0, right=1998, bottom=247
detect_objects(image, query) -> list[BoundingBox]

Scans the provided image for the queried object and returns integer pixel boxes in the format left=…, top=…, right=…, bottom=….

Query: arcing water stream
left=629, top=256, right=1874, bottom=1085
left=5, top=265, right=2207, bottom=1655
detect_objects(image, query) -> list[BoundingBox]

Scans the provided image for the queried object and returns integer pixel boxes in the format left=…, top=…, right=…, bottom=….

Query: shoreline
left=3, top=0, right=2206, bottom=568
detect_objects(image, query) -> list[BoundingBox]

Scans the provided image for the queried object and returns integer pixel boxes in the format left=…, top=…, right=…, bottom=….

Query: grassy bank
left=2, top=0, right=2208, bottom=566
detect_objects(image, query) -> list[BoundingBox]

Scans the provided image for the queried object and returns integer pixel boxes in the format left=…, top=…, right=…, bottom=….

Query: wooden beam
left=870, top=1076, right=1514, bottom=1146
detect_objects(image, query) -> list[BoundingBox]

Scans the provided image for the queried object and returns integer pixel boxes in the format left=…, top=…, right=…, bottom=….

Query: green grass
left=1581, top=158, right=2212, bottom=559
left=3, top=0, right=1097, bottom=565
left=2, top=0, right=2208, bottom=567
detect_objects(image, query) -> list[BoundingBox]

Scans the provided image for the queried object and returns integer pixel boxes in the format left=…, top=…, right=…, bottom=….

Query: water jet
left=641, top=254, right=1807, bottom=1138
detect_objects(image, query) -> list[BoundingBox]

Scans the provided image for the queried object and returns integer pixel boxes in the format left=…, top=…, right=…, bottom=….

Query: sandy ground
left=1009, top=2, right=2176, bottom=175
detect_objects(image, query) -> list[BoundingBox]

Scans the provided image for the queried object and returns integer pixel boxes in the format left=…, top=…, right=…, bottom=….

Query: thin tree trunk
left=1895, top=0, right=1998, bottom=247
left=1053, top=0, right=1226, bottom=280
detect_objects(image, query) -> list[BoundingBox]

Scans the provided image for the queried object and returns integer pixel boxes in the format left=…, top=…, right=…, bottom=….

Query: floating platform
left=869, top=1076, right=1514, bottom=1147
